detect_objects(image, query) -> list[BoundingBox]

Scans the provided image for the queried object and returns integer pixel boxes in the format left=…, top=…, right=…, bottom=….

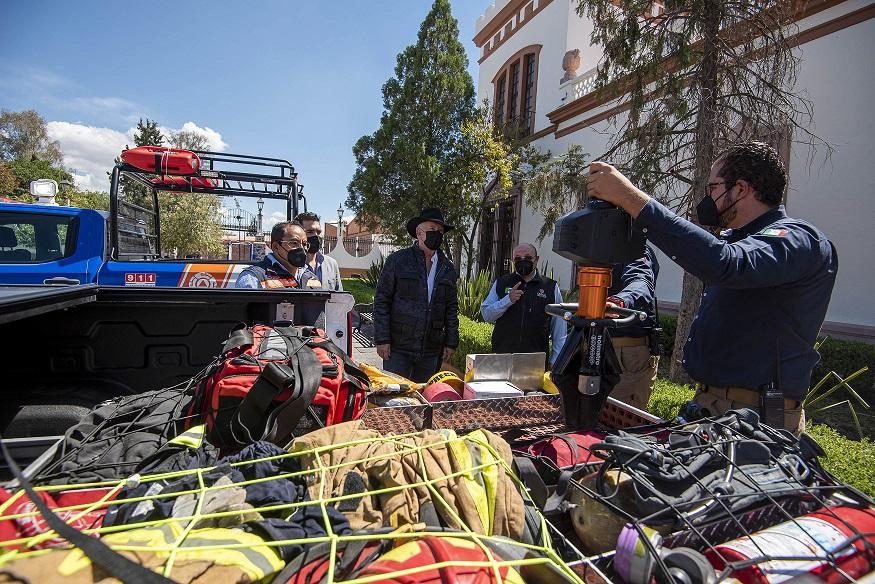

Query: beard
left=717, top=192, right=740, bottom=228
left=718, top=205, right=738, bottom=229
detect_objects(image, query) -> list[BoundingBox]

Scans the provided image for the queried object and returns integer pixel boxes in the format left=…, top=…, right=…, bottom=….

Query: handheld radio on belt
left=547, top=198, right=648, bottom=430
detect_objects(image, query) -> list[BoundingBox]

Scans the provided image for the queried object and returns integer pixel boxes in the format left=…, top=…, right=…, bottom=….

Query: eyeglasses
left=513, top=255, right=535, bottom=262
left=278, top=239, right=304, bottom=250
left=705, top=181, right=730, bottom=197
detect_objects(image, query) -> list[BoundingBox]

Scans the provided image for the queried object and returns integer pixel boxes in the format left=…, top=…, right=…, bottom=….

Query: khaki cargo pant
left=610, top=336, right=658, bottom=410
left=694, top=385, right=806, bottom=436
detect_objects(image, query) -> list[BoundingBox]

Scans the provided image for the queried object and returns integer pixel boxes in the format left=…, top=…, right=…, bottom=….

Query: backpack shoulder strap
left=0, top=436, right=175, bottom=583
left=263, top=338, right=323, bottom=445
left=221, top=323, right=254, bottom=354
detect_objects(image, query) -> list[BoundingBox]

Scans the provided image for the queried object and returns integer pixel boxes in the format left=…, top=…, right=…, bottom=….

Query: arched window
left=492, top=45, right=542, bottom=136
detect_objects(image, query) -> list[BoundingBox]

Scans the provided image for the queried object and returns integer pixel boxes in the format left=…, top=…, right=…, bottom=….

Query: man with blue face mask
left=373, top=208, right=459, bottom=382
left=585, top=141, right=838, bottom=434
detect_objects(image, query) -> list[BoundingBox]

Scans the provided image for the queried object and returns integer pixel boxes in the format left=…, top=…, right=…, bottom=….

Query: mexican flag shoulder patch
left=761, top=228, right=789, bottom=237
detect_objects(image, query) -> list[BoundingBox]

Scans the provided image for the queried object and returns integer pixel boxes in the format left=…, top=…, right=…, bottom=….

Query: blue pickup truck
left=0, top=149, right=310, bottom=289
left=0, top=149, right=353, bottom=335
left=0, top=199, right=260, bottom=288
left=0, top=149, right=354, bottom=460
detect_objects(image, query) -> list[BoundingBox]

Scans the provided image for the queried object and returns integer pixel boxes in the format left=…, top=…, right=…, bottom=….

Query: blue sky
left=0, top=0, right=489, bottom=227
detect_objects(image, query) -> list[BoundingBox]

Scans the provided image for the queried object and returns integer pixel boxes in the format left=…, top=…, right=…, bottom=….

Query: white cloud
left=46, top=121, right=129, bottom=191
left=46, top=120, right=229, bottom=192
left=0, top=64, right=148, bottom=126
left=160, top=122, right=228, bottom=152
left=263, top=211, right=286, bottom=232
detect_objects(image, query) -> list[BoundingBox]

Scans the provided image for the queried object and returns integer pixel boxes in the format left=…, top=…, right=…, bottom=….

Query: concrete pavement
left=352, top=336, right=383, bottom=368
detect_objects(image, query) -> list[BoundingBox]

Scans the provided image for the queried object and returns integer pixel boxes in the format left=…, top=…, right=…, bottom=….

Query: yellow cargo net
left=0, top=424, right=588, bottom=583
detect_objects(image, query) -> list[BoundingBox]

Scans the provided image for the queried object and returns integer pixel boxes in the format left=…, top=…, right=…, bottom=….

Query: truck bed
left=0, top=284, right=98, bottom=325
left=0, top=285, right=340, bottom=441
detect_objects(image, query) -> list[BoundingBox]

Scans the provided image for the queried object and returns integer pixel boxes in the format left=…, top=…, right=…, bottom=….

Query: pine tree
left=116, top=118, right=165, bottom=209
left=575, top=0, right=831, bottom=382
left=346, top=0, right=475, bottom=263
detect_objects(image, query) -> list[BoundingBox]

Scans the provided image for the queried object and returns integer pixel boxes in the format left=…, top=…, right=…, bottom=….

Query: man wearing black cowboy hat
left=373, top=208, right=460, bottom=382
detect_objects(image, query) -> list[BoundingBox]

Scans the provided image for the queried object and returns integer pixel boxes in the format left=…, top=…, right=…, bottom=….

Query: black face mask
left=423, top=231, right=443, bottom=251
left=695, top=186, right=739, bottom=227
left=695, top=195, right=720, bottom=227
left=284, top=246, right=308, bottom=268
left=307, top=235, right=322, bottom=254
left=514, top=259, right=535, bottom=277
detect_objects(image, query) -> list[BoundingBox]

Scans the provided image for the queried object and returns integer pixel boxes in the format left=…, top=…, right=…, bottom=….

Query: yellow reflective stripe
left=448, top=436, right=490, bottom=533
left=59, top=522, right=283, bottom=580
left=168, top=425, right=205, bottom=449
left=467, top=431, right=500, bottom=535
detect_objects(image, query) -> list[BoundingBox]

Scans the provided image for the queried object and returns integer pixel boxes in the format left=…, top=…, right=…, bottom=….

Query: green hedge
left=806, top=424, right=875, bottom=496
left=451, top=315, right=494, bottom=370
left=341, top=278, right=375, bottom=305
left=658, top=314, right=678, bottom=358
left=813, top=337, right=875, bottom=397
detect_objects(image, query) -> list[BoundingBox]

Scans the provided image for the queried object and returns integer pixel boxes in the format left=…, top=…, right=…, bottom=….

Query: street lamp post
left=256, top=197, right=264, bottom=236
left=336, top=204, right=344, bottom=252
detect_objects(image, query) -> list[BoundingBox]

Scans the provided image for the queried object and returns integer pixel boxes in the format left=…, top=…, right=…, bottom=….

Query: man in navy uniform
left=605, top=245, right=660, bottom=409
left=586, top=141, right=837, bottom=434
left=480, top=243, right=567, bottom=367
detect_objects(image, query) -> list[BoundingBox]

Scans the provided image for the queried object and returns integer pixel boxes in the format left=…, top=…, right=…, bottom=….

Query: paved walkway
left=352, top=336, right=383, bottom=368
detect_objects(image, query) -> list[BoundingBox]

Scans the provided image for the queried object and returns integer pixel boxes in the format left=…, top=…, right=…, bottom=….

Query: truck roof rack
left=109, top=149, right=306, bottom=260
left=118, top=150, right=304, bottom=204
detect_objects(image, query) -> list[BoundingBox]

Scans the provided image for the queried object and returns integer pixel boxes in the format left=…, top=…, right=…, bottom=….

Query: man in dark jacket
left=374, top=208, right=460, bottom=382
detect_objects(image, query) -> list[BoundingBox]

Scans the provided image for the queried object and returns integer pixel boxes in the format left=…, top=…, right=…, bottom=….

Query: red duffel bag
left=186, top=324, right=369, bottom=449
left=512, top=431, right=607, bottom=513
left=518, top=431, right=606, bottom=472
